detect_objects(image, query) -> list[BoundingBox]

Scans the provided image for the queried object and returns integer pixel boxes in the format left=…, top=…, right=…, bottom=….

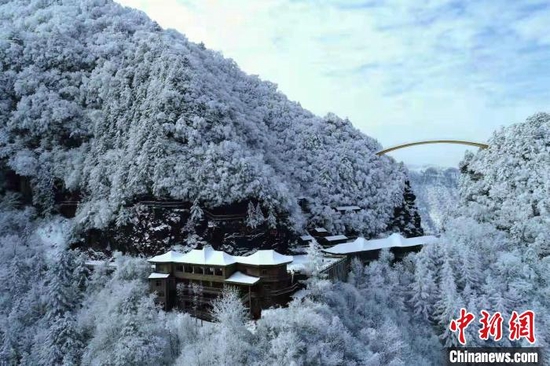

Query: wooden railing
left=240, top=292, right=251, bottom=304
left=270, top=282, right=300, bottom=297
left=203, top=208, right=246, bottom=221
left=320, top=256, right=349, bottom=282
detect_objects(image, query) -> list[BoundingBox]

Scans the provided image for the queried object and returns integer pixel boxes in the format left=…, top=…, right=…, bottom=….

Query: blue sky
left=117, top=0, right=550, bottom=167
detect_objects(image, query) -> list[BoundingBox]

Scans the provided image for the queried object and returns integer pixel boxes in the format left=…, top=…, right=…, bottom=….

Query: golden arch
left=376, top=140, right=489, bottom=156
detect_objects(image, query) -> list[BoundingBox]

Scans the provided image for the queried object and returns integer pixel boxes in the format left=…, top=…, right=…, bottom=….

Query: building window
left=185, top=266, right=193, bottom=273
left=261, top=269, right=268, bottom=275
left=215, top=268, right=223, bottom=276
left=158, top=291, right=165, bottom=297
left=155, top=280, right=161, bottom=286
left=176, top=265, right=183, bottom=272
left=206, top=267, right=215, bottom=276
left=194, top=266, right=204, bottom=275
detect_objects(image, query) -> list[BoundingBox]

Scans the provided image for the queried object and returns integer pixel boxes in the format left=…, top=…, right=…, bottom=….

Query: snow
left=35, top=217, right=70, bottom=260
left=287, top=254, right=341, bottom=273
left=3, top=0, right=549, bottom=362
left=401, top=234, right=439, bottom=246
left=147, top=250, right=186, bottom=263
left=323, top=233, right=438, bottom=254
left=300, top=235, right=314, bottom=241
left=313, top=228, right=328, bottom=233
left=224, top=271, right=260, bottom=285
left=324, top=234, right=348, bottom=241
left=148, top=272, right=170, bottom=279
left=0, top=0, right=413, bottom=253
left=335, top=206, right=361, bottom=211
left=148, top=247, right=293, bottom=266
left=291, top=289, right=309, bottom=299
left=235, top=250, right=293, bottom=266
left=408, top=165, right=459, bottom=234
left=178, top=246, right=237, bottom=266
left=235, top=249, right=293, bottom=266
left=84, top=260, right=117, bottom=268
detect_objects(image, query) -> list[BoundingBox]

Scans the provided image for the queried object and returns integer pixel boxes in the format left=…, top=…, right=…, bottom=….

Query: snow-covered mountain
left=0, top=0, right=416, bottom=252
left=408, top=165, right=459, bottom=234
left=1, top=0, right=549, bottom=361
left=408, top=112, right=550, bottom=350
left=458, top=112, right=550, bottom=253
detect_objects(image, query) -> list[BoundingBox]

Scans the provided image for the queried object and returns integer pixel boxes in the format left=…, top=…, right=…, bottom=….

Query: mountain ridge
left=0, top=0, right=420, bottom=253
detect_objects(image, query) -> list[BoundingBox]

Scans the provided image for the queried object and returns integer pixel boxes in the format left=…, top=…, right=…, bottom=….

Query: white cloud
left=116, top=0, right=550, bottom=167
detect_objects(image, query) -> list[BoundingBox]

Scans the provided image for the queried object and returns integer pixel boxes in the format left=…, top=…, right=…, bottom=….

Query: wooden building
left=319, top=234, right=348, bottom=247
left=323, top=233, right=438, bottom=262
left=148, top=234, right=438, bottom=320
left=298, top=235, right=314, bottom=245
left=148, top=246, right=298, bottom=319
left=311, top=227, right=330, bottom=238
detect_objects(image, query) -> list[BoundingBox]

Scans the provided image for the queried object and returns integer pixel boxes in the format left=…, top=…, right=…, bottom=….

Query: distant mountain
left=407, top=166, right=460, bottom=234
left=0, top=0, right=419, bottom=253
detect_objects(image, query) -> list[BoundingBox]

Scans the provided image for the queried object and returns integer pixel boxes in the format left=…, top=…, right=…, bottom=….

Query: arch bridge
left=376, top=140, right=489, bottom=156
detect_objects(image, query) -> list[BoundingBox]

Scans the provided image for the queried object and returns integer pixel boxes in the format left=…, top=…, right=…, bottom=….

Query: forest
left=0, top=0, right=417, bottom=245
left=1, top=0, right=549, bottom=365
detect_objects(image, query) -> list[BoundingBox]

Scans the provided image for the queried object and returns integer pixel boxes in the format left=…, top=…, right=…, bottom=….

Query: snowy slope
left=0, top=0, right=408, bottom=238
left=408, top=166, right=459, bottom=234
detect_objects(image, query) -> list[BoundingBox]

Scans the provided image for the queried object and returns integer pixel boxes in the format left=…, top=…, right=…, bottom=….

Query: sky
left=116, top=0, right=550, bottom=167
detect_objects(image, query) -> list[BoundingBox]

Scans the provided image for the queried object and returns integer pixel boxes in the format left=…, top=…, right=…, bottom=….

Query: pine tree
left=246, top=201, right=258, bottom=229
left=45, top=250, right=80, bottom=320
left=434, top=258, right=464, bottom=347
left=410, top=257, right=437, bottom=322
left=266, top=207, right=277, bottom=229
left=190, top=199, right=203, bottom=223
left=40, top=314, right=83, bottom=366
left=305, top=239, right=330, bottom=298
left=255, top=203, right=265, bottom=226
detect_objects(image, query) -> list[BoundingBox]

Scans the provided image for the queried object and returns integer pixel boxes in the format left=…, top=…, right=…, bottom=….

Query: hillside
left=408, top=112, right=550, bottom=350
left=408, top=166, right=459, bottom=234
left=458, top=112, right=550, bottom=252
left=0, top=0, right=415, bottom=254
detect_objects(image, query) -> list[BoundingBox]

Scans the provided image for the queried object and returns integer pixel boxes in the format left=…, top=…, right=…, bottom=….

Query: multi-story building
left=147, top=233, right=438, bottom=320
left=148, top=246, right=299, bottom=319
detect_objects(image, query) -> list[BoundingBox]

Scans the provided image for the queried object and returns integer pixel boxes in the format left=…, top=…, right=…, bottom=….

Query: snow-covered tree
left=246, top=201, right=258, bottom=229
left=189, top=199, right=203, bottom=223
left=0, top=0, right=411, bottom=239
left=266, top=207, right=277, bottom=229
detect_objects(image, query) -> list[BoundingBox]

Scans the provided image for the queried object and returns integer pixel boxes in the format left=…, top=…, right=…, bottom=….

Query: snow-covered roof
left=236, top=250, right=293, bottom=266
left=224, top=271, right=260, bottom=285
left=148, top=250, right=186, bottom=263
left=323, top=240, right=364, bottom=255
left=325, top=234, right=348, bottom=241
left=287, top=254, right=341, bottom=273
left=148, top=247, right=294, bottom=267
left=313, top=228, right=328, bottom=233
left=323, top=233, right=438, bottom=255
left=148, top=272, right=170, bottom=279
left=335, top=205, right=361, bottom=211
left=178, top=246, right=237, bottom=266
left=300, top=235, right=314, bottom=241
